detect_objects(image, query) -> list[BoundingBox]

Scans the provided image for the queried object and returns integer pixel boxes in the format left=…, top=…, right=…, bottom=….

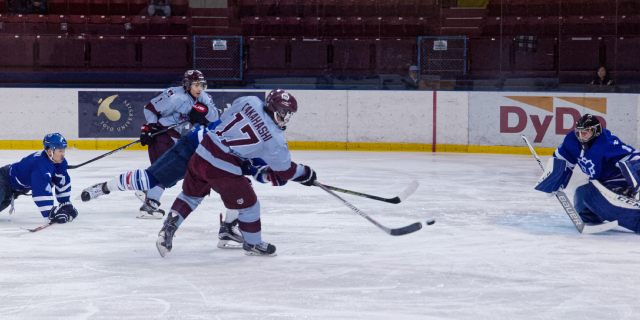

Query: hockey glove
left=619, top=157, right=640, bottom=196
left=293, top=165, right=317, bottom=187
left=534, top=157, right=573, bottom=194
left=140, top=123, right=162, bottom=146
left=48, top=202, right=78, bottom=224
left=188, top=103, right=210, bottom=126
left=254, top=166, right=288, bottom=186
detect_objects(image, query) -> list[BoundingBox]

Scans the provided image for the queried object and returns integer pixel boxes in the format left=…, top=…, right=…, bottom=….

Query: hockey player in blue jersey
left=535, top=114, right=640, bottom=233
left=0, top=133, right=78, bottom=224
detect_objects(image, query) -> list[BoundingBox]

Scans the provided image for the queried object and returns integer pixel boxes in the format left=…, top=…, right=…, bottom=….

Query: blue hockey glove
left=253, top=166, right=287, bottom=186
left=534, top=157, right=573, bottom=194
left=48, top=202, right=78, bottom=223
left=619, top=157, right=640, bottom=196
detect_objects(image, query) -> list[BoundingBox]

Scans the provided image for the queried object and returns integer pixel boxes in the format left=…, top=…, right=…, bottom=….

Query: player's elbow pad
left=535, top=157, right=573, bottom=193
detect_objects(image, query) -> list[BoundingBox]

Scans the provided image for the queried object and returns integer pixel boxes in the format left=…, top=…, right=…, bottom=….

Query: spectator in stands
left=590, top=66, right=613, bottom=86
left=402, top=65, right=420, bottom=90
left=28, top=0, right=47, bottom=14
left=148, top=0, right=171, bottom=16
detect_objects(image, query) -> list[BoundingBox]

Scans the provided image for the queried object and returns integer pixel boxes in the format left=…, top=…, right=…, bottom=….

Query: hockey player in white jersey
left=138, top=70, right=217, bottom=219
left=156, top=89, right=317, bottom=257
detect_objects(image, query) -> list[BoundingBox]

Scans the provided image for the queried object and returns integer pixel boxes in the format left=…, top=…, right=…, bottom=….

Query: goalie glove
left=534, top=157, right=573, bottom=194
left=48, top=202, right=78, bottom=224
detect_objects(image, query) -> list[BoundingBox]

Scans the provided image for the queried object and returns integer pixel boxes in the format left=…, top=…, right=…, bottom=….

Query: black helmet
left=575, top=114, right=602, bottom=151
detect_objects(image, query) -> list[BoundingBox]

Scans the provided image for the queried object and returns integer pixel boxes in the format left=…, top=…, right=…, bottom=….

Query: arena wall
left=0, top=88, right=637, bottom=155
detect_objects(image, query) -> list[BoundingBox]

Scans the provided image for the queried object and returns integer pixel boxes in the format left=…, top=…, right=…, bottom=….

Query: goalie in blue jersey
left=0, top=133, right=78, bottom=224
left=535, top=114, right=640, bottom=233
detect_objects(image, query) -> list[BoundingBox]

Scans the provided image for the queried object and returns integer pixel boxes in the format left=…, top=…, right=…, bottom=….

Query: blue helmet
left=43, top=133, right=68, bottom=151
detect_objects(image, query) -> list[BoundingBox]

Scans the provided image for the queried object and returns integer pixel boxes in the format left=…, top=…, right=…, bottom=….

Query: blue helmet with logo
left=43, top=133, right=68, bottom=151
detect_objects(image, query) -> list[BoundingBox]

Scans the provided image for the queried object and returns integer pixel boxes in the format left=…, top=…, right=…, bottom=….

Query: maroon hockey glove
left=293, top=165, right=317, bottom=186
left=188, top=103, right=209, bottom=125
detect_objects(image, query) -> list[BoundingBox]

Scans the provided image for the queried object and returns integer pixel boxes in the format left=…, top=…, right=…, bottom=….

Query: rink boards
left=1, top=88, right=638, bottom=154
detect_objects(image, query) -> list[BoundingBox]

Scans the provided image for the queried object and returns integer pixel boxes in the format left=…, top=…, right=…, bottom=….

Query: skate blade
left=137, top=211, right=164, bottom=219
left=156, top=236, right=169, bottom=258
left=217, top=240, right=243, bottom=249
left=244, top=251, right=277, bottom=257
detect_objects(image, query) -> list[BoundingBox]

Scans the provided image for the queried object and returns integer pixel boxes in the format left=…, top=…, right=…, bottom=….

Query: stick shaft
left=68, top=121, right=188, bottom=169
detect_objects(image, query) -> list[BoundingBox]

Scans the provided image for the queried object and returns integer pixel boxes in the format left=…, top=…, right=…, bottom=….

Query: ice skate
left=217, top=215, right=244, bottom=249
left=137, top=198, right=165, bottom=219
left=156, top=212, right=180, bottom=257
left=79, top=182, right=109, bottom=202
left=243, top=241, right=277, bottom=257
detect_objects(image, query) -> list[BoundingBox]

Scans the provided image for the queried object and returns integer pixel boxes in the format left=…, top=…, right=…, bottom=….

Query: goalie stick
left=521, top=134, right=618, bottom=234
left=320, top=180, right=419, bottom=204
left=314, top=181, right=424, bottom=236
left=68, top=120, right=188, bottom=170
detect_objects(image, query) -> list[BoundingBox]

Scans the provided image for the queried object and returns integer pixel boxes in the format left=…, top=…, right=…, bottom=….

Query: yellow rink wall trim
left=0, top=140, right=555, bottom=156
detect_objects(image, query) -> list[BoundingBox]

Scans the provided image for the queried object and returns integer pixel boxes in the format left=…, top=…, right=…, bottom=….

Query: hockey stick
left=521, top=134, right=618, bottom=234
left=320, top=180, right=419, bottom=204
left=68, top=121, right=188, bottom=169
left=314, top=181, right=423, bottom=236
left=9, top=219, right=55, bottom=232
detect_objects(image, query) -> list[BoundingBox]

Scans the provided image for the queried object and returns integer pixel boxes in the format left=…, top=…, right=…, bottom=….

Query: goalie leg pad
left=535, top=157, right=573, bottom=194
left=584, top=181, right=640, bottom=233
left=573, top=184, right=604, bottom=224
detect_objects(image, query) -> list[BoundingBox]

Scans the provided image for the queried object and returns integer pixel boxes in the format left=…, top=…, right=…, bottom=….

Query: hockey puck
left=426, top=219, right=436, bottom=225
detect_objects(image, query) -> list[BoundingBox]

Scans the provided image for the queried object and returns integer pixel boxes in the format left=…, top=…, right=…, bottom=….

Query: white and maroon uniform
left=143, top=86, right=217, bottom=163
left=168, top=96, right=306, bottom=245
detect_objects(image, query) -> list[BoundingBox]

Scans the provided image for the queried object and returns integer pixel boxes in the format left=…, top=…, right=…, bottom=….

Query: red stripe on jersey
left=274, top=162, right=298, bottom=181
left=201, top=135, right=245, bottom=168
left=145, top=102, right=160, bottom=116
left=126, top=172, right=133, bottom=190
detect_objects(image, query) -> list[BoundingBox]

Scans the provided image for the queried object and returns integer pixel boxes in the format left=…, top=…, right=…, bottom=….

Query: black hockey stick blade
left=68, top=120, right=188, bottom=169
left=314, top=181, right=423, bottom=236
left=321, top=180, right=419, bottom=204
left=389, top=222, right=423, bottom=236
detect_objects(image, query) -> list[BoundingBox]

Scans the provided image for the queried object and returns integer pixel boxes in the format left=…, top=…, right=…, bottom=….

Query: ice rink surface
left=1, top=149, right=640, bottom=320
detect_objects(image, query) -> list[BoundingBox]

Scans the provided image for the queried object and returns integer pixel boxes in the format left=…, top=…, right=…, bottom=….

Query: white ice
left=1, top=149, right=640, bottom=320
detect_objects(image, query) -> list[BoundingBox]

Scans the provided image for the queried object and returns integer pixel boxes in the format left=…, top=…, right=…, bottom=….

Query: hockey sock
left=225, top=209, right=239, bottom=223
left=168, top=192, right=203, bottom=225
left=238, top=201, right=262, bottom=245
left=147, top=185, right=165, bottom=202
left=106, top=169, right=159, bottom=192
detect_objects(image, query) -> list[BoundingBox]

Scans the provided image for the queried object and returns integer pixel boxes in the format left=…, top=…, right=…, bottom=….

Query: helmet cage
left=273, top=109, right=293, bottom=129
left=575, top=123, right=601, bottom=143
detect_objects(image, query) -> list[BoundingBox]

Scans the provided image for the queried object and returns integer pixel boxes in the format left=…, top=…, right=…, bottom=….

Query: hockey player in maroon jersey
left=156, top=89, right=317, bottom=257
left=138, top=70, right=217, bottom=219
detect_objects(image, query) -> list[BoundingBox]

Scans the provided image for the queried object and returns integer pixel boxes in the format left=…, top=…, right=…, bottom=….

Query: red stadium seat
left=88, top=0, right=108, bottom=15
left=0, top=35, right=35, bottom=67
left=47, top=14, right=67, bottom=23
left=559, top=37, right=600, bottom=71
left=108, top=0, right=128, bottom=15
left=332, top=39, right=372, bottom=70
left=0, top=0, right=6, bottom=14
left=290, top=39, right=329, bottom=70
left=88, top=14, right=108, bottom=23
left=48, top=0, right=68, bottom=15
left=129, top=0, right=148, bottom=15
left=109, top=15, right=129, bottom=23
left=247, top=38, right=287, bottom=69
left=90, top=36, right=137, bottom=68
left=140, top=36, right=189, bottom=68
left=24, top=14, right=47, bottom=23
left=68, top=0, right=89, bottom=15
left=67, top=14, right=88, bottom=23
left=171, top=0, right=189, bottom=16
left=38, top=35, right=86, bottom=67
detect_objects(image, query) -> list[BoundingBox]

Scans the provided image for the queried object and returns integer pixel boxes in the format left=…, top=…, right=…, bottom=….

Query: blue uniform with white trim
left=6, top=151, right=71, bottom=217
left=551, top=129, right=640, bottom=232
left=555, top=128, right=634, bottom=190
